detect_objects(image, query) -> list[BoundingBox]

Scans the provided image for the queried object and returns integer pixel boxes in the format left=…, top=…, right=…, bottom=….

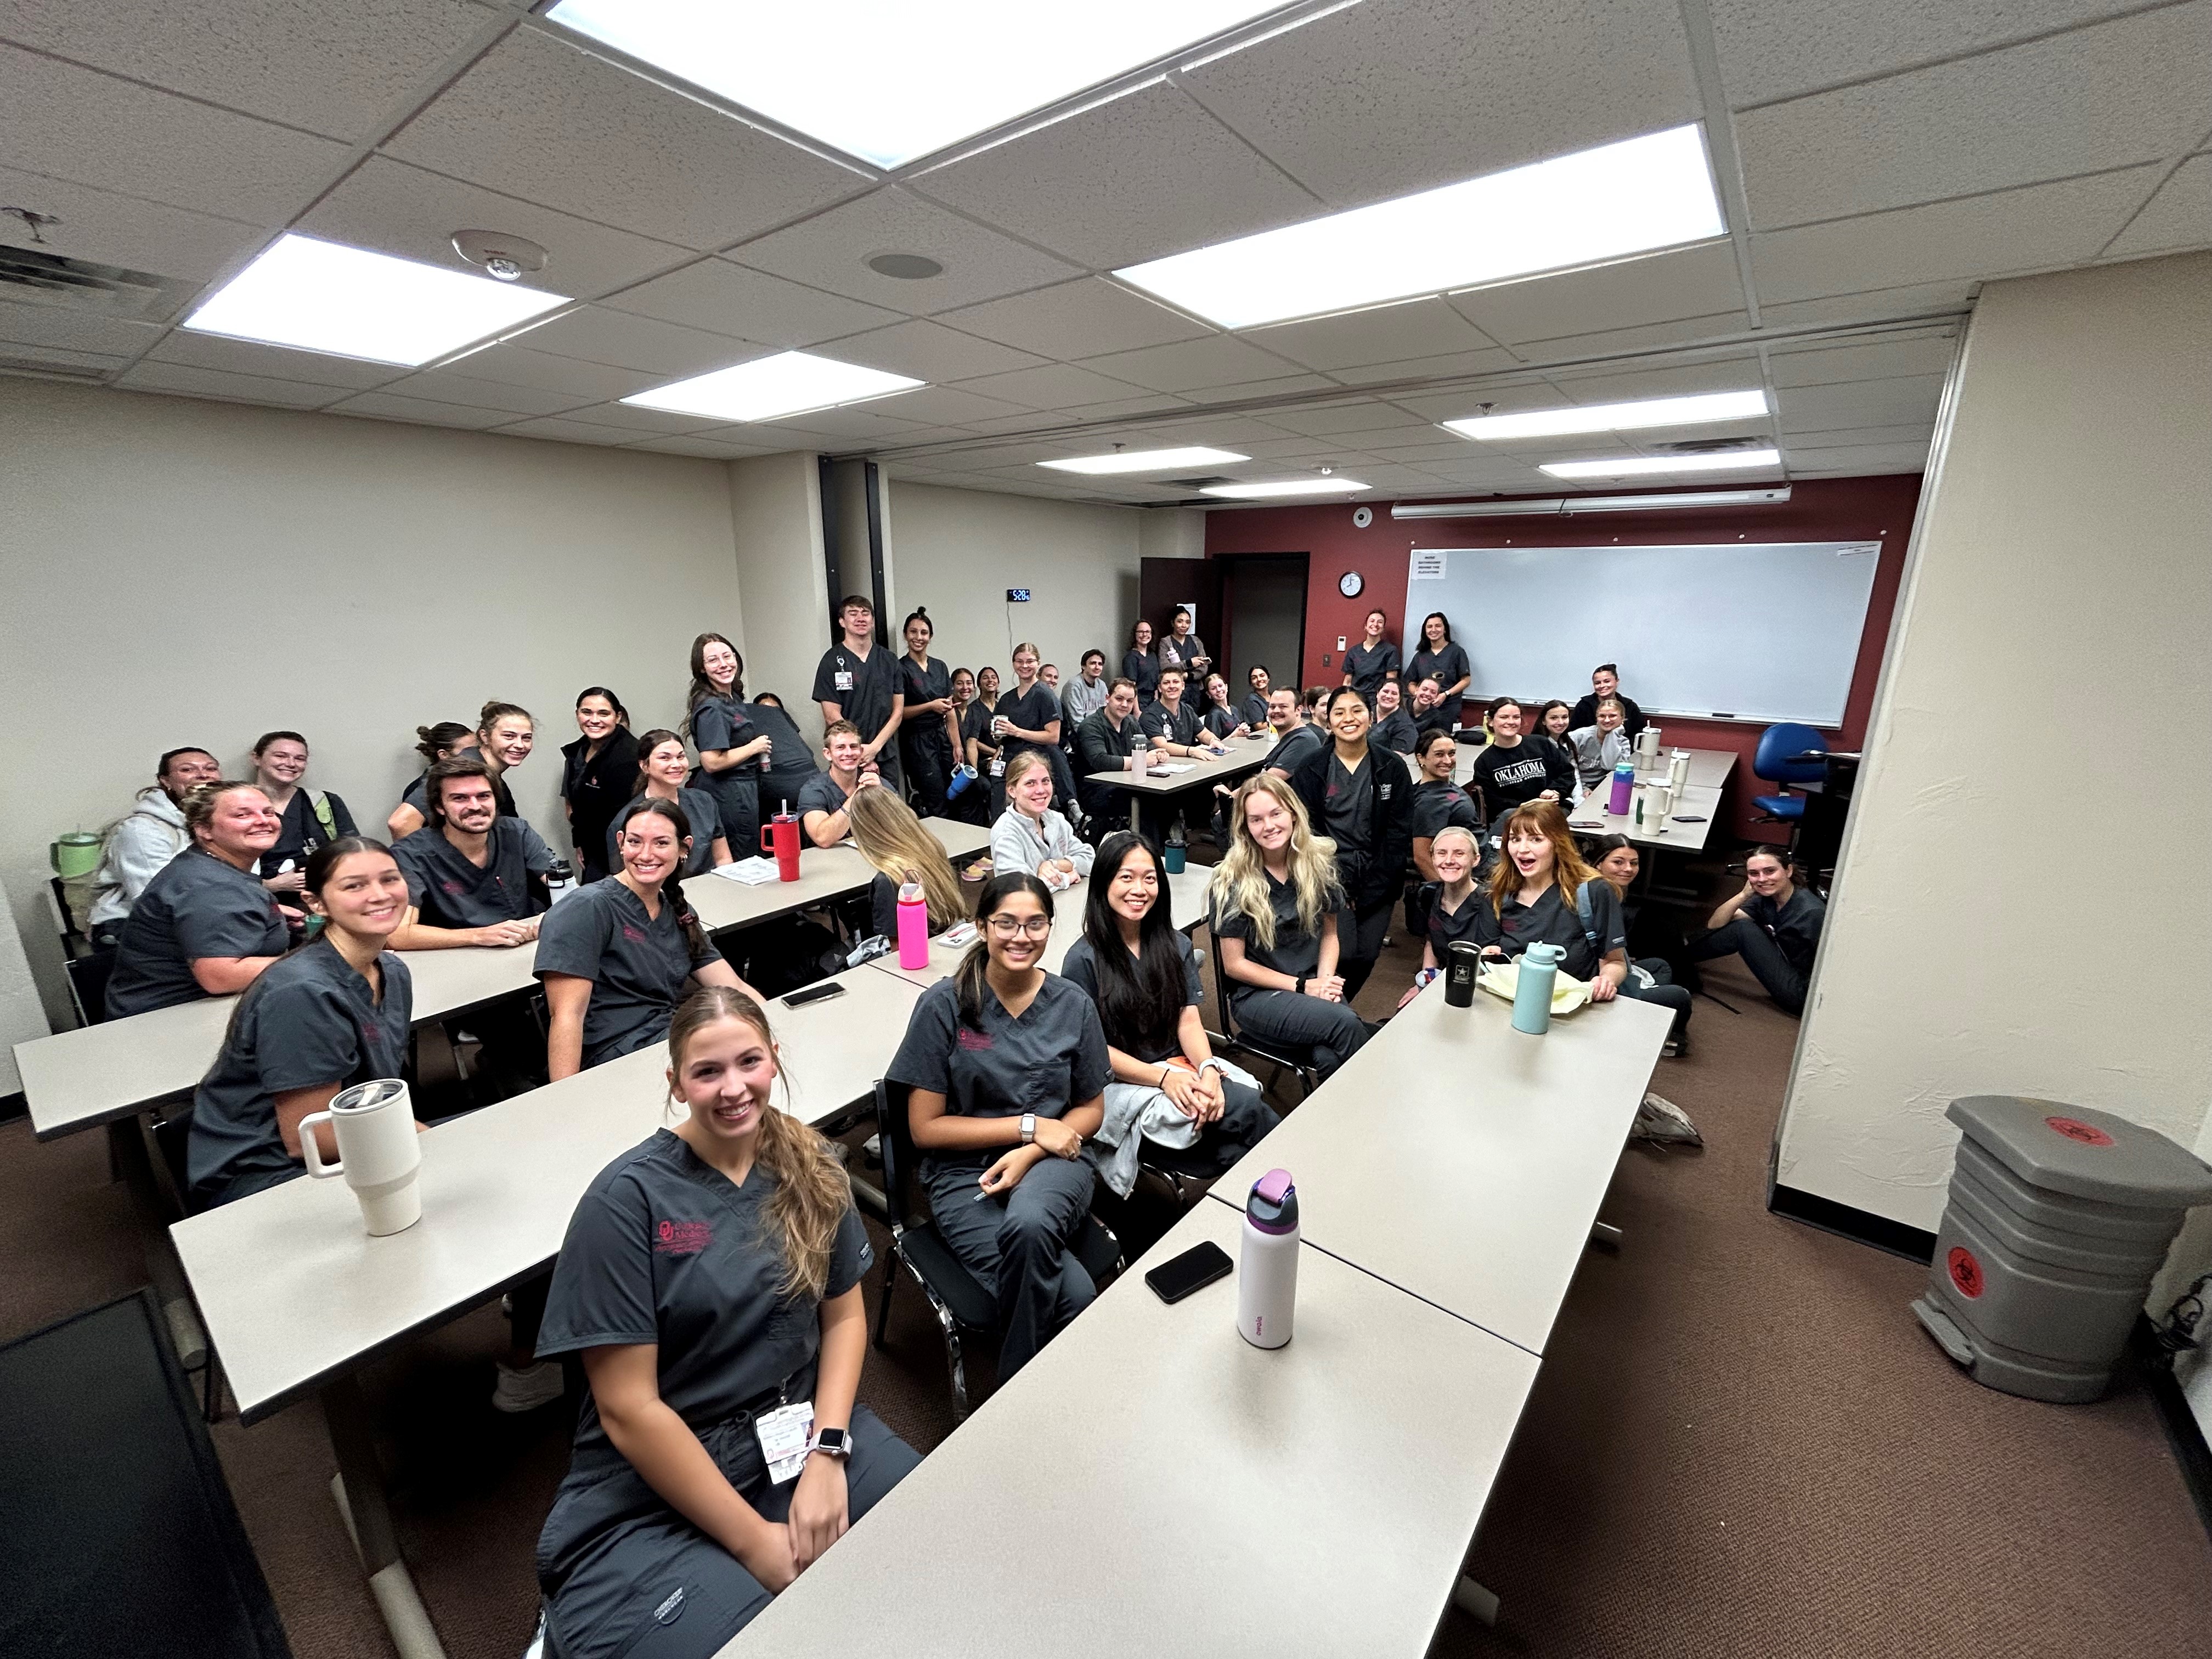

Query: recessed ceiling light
left=545, top=0, right=1289, bottom=169
left=1040, top=445, right=1249, bottom=475
left=1116, top=124, right=1724, bottom=330
left=1201, top=477, right=1372, bottom=499
left=621, top=349, right=923, bottom=422
left=866, top=252, right=944, bottom=280
left=182, top=232, right=568, bottom=365
left=1444, top=390, right=1768, bottom=442
left=1540, top=448, right=1781, bottom=479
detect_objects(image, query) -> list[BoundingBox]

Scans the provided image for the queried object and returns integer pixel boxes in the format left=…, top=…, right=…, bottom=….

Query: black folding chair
left=63, top=948, right=116, bottom=1027
left=870, top=1081, right=1122, bottom=1421
left=1203, top=905, right=1322, bottom=1104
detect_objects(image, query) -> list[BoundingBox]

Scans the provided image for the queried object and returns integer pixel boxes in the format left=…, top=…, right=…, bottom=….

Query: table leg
left=323, top=1374, right=449, bottom=1659
left=108, top=1113, right=208, bottom=1372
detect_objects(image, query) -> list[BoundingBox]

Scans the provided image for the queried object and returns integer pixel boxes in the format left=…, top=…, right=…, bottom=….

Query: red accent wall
left=1205, top=476, right=1920, bottom=845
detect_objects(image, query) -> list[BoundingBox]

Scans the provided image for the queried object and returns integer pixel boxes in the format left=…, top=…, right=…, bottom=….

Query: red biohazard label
left=2045, top=1116, right=2114, bottom=1147
left=1947, top=1246, right=1983, bottom=1299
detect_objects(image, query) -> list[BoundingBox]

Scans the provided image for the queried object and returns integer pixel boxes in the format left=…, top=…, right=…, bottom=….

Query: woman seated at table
left=535, top=986, right=921, bottom=1656
left=1471, top=804, right=1692, bottom=1046
left=1060, top=832, right=1278, bottom=1196
left=537, top=800, right=754, bottom=1080
left=1686, top=845, right=1825, bottom=1017
left=888, top=873, right=1110, bottom=1378
left=1590, top=833, right=1694, bottom=1056
left=1397, top=825, right=1485, bottom=1009
left=186, top=837, right=416, bottom=1210
left=1566, top=697, right=1634, bottom=794
left=1210, top=774, right=1370, bottom=1080
left=1404, top=727, right=1486, bottom=940
left=1370, top=679, right=1419, bottom=755
left=1471, top=697, right=1576, bottom=831
left=610, top=729, right=733, bottom=877
left=1199, top=673, right=1250, bottom=741
left=847, top=787, right=970, bottom=941
left=1533, top=699, right=1576, bottom=760
left=990, top=751, right=1092, bottom=893
left=106, top=781, right=295, bottom=1017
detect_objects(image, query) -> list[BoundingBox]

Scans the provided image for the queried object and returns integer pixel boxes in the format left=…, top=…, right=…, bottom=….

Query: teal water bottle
left=1511, top=941, right=1566, bottom=1035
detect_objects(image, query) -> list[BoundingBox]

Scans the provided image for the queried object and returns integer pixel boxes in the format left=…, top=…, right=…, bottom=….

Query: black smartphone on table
left=1145, top=1240, right=1234, bottom=1304
left=782, top=982, right=846, bottom=1009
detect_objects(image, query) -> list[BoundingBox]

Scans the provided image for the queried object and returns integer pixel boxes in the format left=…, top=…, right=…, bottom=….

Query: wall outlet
left=1321, top=652, right=1331, bottom=667
left=1006, top=587, right=1031, bottom=602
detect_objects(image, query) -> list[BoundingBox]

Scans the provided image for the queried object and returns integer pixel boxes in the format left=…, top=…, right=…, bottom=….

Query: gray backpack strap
left=1575, top=880, right=1600, bottom=949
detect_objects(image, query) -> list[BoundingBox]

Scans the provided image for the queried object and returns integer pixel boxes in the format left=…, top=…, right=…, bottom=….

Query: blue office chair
left=1752, top=723, right=1827, bottom=822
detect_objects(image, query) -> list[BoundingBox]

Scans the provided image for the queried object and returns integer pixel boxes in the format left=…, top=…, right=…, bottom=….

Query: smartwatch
left=1020, top=1112, right=1036, bottom=1145
left=809, top=1426, right=850, bottom=1459
left=1295, top=977, right=1308, bottom=996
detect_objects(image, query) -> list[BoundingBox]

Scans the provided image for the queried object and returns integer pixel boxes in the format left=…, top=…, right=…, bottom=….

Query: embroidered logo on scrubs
left=621, top=923, right=648, bottom=944
left=439, top=879, right=465, bottom=896
left=653, top=1586, right=686, bottom=1625
left=654, top=1219, right=712, bottom=1255
left=956, top=1028, right=994, bottom=1051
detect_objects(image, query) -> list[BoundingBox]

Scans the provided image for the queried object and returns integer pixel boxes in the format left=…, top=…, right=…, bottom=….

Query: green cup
left=51, top=831, right=102, bottom=879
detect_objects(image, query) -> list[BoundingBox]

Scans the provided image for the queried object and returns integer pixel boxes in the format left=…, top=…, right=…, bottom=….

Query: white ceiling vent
left=0, top=246, right=195, bottom=320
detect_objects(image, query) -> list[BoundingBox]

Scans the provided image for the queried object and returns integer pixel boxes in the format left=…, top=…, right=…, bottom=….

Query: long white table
left=1085, top=730, right=1279, bottom=826
left=1563, top=780, right=1726, bottom=855
left=15, top=820, right=988, bottom=1141
left=729, top=1199, right=1541, bottom=1658
left=864, top=866, right=1214, bottom=989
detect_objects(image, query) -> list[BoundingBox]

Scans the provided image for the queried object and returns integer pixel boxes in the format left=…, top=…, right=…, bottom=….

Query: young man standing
left=813, top=595, right=904, bottom=790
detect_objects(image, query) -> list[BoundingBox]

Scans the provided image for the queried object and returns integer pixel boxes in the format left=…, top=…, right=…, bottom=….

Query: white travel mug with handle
left=300, top=1078, right=422, bottom=1236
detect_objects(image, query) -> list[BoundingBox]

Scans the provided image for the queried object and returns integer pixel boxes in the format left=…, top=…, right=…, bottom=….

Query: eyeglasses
left=986, top=915, right=1053, bottom=939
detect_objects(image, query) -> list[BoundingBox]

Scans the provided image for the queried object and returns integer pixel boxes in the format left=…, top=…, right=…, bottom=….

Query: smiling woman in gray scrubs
left=888, top=871, right=1110, bottom=1379
left=534, top=986, right=920, bottom=1658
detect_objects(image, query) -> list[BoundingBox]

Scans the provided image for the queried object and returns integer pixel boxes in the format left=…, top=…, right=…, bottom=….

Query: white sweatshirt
left=88, top=789, right=188, bottom=928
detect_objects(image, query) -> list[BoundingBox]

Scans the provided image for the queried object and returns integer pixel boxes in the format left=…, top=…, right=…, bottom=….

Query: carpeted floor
left=4, top=852, right=2207, bottom=1658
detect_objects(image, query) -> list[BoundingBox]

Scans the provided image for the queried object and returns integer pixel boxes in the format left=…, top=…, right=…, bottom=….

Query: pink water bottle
left=1607, top=760, right=1635, bottom=815
left=896, top=879, right=929, bottom=969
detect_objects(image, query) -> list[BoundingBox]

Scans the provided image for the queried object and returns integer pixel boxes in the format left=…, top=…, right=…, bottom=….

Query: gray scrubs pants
left=926, top=1154, right=1097, bottom=1378
left=1231, top=988, right=1370, bottom=1080
left=1616, top=961, right=1693, bottom=1040
left=1689, top=917, right=1808, bottom=1015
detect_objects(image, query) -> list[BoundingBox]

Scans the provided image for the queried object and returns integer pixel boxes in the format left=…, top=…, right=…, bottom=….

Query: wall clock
left=1339, top=571, right=1364, bottom=597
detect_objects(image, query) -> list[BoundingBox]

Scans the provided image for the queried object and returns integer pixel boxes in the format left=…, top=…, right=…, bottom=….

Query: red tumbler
left=760, top=809, right=802, bottom=882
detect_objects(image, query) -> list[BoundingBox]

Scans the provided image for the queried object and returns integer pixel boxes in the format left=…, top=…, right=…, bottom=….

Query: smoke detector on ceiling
left=452, top=230, right=548, bottom=283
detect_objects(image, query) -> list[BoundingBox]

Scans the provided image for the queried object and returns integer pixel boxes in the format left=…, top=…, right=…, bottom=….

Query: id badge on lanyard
left=755, top=1401, right=815, bottom=1483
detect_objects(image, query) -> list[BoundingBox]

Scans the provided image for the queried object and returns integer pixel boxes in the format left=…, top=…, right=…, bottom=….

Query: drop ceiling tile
left=0, top=165, right=266, bottom=285
left=751, top=400, right=932, bottom=443
left=1750, top=168, right=2155, bottom=302
left=1123, top=415, right=1306, bottom=445
left=1390, top=383, right=1571, bottom=421
left=1181, top=0, right=1698, bottom=206
left=1504, top=312, right=1757, bottom=365
left=439, top=343, right=658, bottom=400
left=1767, top=334, right=1959, bottom=388
left=1328, top=346, right=1525, bottom=389
left=935, top=278, right=1209, bottom=360
left=511, top=306, right=760, bottom=377
left=116, top=360, right=352, bottom=407
left=2103, top=154, right=2212, bottom=259
left=827, top=319, right=1047, bottom=383
left=1783, top=442, right=1929, bottom=475
left=1357, top=438, right=1485, bottom=463
left=0, top=343, right=123, bottom=374
left=848, top=383, right=1031, bottom=428
left=0, top=300, right=165, bottom=358
left=491, top=414, right=642, bottom=445
left=1756, top=279, right=1981, bottom=330
left=1709, top=0, right=2160, bottom=110
left=914, top=81, right=1318, bottom=268
left=300, top=156, right=692, bottom=300
left=627, top=433, right=783, bottom=458
left=546, top=400, right=729, bottom=436
left=383, top=27, right=865, bottom=250
left=1542, top=356, right=1767, bottom=403
left=0, top=0, right=493, bottom=142
left=1076, top=335, right=1309, bottom=395
left=1244, top=297, right=1502, bottom=373
left=1736, top=7, right=2212, bottom=229
left=1, top=44, right=351, bottom=223
left=1774, top=374, right=1946, bottom=431
left=1060, top=393, right=1202, bottom=420
left=145, top=331, right=402, bottom=390
left=733, top=188, right=1081, bottom=314
left=329, top=391, right=513, bottom=428
left=602, top=258, right=902, bottom=345
left=1446, top=242, right=1746, bottom=345
left=949, top=361, right=1152, bottom=410
left=1261, top=401, right=1431, bottom=437
left=365, top=367, right=583, bottom=417
left=1774, top=421, right=1936, bottom=447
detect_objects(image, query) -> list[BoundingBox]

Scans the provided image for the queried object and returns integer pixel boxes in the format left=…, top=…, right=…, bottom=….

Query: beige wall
left=0, top=379, right=746, bottom=1034
left=1776, top=253, right=2212, bottom=1239
left=726, top=452, right=831, bottom=749
left=884, top=481, right=1167, bottom=686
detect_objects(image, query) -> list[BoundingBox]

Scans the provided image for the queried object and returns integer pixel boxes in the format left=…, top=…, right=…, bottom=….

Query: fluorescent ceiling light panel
left=1541, top=448, right=1781, bottom=479
left=546, top=0, right=1286, bottom=168
left=1443, top=390, right=1768, bottom=442
left=1117, top=125, right=1724, bottom=329
left=182, top=233, right=568, bottom=366
left=1201, top=478, right=1370, bottom=499
left=1039, top=445, right=1249, bottom=475
left=623, top=351, right=922, bottom=422
left=1391, top=487, right=1791, bottom=518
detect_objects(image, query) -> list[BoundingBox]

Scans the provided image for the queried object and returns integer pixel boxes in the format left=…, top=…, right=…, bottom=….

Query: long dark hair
left=686, top=631, right=743, bottom=714
left=1081, top=833, right=1184, bottom=1060
left=1420, top=610, right=1452, bottom=646
left=955, top=871, right=1054, bottom=1030
left=413, top=721, right=475, bottom=765
left=618, top=797, right=710, bottom=957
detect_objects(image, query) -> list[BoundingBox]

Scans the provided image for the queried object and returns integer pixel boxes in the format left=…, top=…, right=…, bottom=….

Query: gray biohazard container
left=1912, top=1096, right=2212, bottom=1403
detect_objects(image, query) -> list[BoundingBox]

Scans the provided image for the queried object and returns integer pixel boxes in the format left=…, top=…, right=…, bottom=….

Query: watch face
left=1339, top=571, right=1364, bottom=597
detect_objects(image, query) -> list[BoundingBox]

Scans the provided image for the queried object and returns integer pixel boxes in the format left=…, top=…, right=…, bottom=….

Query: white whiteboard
left=1404, top=541, right=1882, bottom=726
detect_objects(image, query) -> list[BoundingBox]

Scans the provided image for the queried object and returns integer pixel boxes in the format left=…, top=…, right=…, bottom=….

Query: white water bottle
left=1237, top=1168, right=1300, bottom=1349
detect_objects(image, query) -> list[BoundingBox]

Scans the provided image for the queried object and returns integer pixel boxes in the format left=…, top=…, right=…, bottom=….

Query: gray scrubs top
left=1323, top=754, right=1376, bottom=852
left=106, top=848, right=291, bottom=1017
left=896, top=656, right=955, bottom=754
left=1156, top=633, right=1209, bottom=677
left=740, top=699, right=822, bottom=817
left=1343, top=640, right=1400, bottom=698
left=795, top=771, right=856, bottom=829
left=1139, top=699, right=1203, bottom=748
left=1408, top=642, right=1472, bottom=722
left=187, top=938, right=413, bottom=1204
left=812, top=641, right=899, bottom=741
left=1058, top=932, right=1203, bottom=1066
left=1411, top=779, right=1483, bottom=842
left=1210, top=871, right=1338, bottom=995
left=534, top=879, right=725, bottom=1068
left=535, top=1130, right=871, bottom=1572
left=607, top=790, right=723, bottom=877
left=1266, top=723, right=1325, bottom=776
left=1241, top=692, right=1271, bottom=729
left=1746, top=887, right=1826, bottom=975
left=1373, top=710, right=1419, bottom=754
left=887, top=975, right=1110, bottom=1174
left=1472, top=879, right=1626, bottom=981
left=1202, top=704, right=1241, bottom=740
left=392, top=818, right=553, bottom=929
